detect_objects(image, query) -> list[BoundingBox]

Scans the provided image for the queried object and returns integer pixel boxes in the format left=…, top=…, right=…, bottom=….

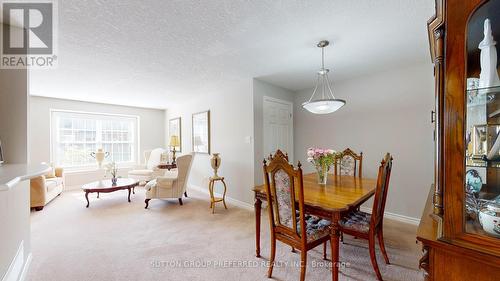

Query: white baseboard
left=18, top=254, right=31, bottom=281
left=360, top=206, right=420, bottom=226
left=188, top=184, right=254, bottom=211
left=3, top=241, right=31, bottom=281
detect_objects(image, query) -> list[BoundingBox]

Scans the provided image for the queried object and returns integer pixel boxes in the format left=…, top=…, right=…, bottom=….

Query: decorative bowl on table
left=479, top=202, right=500, bottom=237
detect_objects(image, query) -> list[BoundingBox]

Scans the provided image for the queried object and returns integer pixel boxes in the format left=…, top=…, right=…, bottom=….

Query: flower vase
left=111, top=177, right=117, bottom=185
left=317, top=166, right=329, bottom=185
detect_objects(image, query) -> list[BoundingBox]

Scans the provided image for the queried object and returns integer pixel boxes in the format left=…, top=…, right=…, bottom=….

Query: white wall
left=253, top=79, right=295, bottom=186
left=29, top=96, right=166, bottom=185
left=293, top=63, right=435, bottom=219
left=166, top=79, right=254, bottom=205
left=0, top=28, right=32, bottom=280
left=0, top=180, right=31, bottom=281
left=0, top=68, right=29, bottom=164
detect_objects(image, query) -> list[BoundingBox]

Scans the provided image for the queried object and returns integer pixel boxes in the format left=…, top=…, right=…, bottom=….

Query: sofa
left=30, top=167, right=64, bottom=211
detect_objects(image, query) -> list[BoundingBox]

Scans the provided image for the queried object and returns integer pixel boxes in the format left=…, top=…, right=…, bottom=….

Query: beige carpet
left=27, top=187, right=424, bottom=281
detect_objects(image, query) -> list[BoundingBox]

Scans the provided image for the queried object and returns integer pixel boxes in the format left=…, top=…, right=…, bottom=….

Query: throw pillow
left=45, top=163, right=56, bottom=178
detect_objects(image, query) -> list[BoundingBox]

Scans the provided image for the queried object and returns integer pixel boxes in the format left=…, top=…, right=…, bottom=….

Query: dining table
left=253, top=173, right=377, bottom=281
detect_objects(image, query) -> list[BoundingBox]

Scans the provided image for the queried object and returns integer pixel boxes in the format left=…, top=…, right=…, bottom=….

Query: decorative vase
left=211, top=153, right=221, bottom=177
left=90, top=148, right=109, bottom=168
left=479, top=202, right=500, bottom=238
left=111, top=177, right=117, bottom=185
left=316, top=165, right=329, bottom=185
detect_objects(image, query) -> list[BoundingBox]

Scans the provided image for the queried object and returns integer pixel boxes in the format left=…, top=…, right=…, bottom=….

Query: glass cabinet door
left=465, top=0, right=500, bottom=239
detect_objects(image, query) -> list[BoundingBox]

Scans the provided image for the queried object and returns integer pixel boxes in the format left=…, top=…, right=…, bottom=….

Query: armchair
left=30, top=167, right=64, bottom=211
left=144, top=153, right=193, bottom=208
left=128, top=148, right=167, bottom=184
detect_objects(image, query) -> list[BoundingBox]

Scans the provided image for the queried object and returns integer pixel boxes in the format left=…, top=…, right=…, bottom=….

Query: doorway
left=263, top=96, right=293, bottom=162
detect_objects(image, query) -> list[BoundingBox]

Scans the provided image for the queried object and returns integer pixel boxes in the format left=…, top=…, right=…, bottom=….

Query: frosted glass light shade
left=302, top=99, right=346, bottom=114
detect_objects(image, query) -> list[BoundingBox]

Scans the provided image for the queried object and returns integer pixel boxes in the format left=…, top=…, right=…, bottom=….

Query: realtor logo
left=1, top=0, right=58, bottom=68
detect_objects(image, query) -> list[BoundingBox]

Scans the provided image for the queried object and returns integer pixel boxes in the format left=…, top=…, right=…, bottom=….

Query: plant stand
left=208, top=176, right=227, bottom=214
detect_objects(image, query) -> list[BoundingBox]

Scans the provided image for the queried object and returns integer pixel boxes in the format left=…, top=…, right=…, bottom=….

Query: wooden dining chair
left=263, top=150, right=330, bottom=281
left=338, top=153, right=393, bottom=281
left=334, top=148, right=363, bottom=177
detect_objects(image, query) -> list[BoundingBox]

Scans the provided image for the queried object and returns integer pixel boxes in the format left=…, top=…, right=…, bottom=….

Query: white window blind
left=50, top=110, right=138, bottom=169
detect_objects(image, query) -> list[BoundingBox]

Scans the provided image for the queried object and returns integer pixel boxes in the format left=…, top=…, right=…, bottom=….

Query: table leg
left=330, top=213, right=341, bottom=281
left=127, top=187, right=131, bottom=202
left=97, top=192, right=100, bottom=198
left=85, top=191, right=90, bottom=208
left=209, top=180, right=215, bottom=212
left=221, top=179, right=228, bottom=209
left=255, top=197, right=262, bottom=258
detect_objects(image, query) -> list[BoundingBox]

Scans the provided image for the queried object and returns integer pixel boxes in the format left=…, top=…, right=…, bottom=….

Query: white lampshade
left=302, top=99, right=345, bottom=114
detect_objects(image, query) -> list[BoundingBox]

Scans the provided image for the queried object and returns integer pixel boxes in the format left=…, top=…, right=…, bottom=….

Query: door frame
left=263, top=96, right=294, bottom=163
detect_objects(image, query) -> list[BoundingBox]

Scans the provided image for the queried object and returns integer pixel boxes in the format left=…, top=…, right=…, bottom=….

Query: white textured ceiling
left=30, top=0, right=435, bottom=109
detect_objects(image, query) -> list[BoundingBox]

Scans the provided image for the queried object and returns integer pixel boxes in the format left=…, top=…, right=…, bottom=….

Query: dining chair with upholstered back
left=263, top=150, right=330, bottom=281
left=338, top=153, right=393, bottom=281
left=334, top=148, right=363, bottom=177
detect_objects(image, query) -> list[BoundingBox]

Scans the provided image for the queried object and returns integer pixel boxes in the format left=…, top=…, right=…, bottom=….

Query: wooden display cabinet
left=417, top=0, right=500, bottom=280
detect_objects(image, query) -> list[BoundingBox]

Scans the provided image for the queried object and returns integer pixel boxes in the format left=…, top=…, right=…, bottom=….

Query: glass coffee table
left=81, top=178, right=139, bottom=208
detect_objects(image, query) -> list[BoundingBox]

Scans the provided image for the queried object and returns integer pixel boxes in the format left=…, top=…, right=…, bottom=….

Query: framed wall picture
left=192, top=110, right=210, bottom=154
left=169, top=117, right=182, bottom=152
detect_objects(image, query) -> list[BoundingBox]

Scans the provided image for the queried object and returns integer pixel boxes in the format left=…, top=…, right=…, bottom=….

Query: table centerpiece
left=307, top=147, right=339, bottom=185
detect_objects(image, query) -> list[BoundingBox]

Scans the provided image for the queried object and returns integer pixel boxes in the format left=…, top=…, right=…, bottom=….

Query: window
left=51, top=110, right=139, bottom=169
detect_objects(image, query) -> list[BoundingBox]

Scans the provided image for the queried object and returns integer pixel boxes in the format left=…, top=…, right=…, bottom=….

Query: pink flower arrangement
left=307, top=148, right=337, bottom=163
left=307, top=147, right=339, bottom=184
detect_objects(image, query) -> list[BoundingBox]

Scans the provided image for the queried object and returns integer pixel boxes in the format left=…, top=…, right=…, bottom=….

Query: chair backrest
left=146, top=148, right=166, bottom=170
left=370, top=153, right=393, bottom=229
left=334, top=148, right=363, bottom=177
left=263, top=150, right=307, bottom=243
left=175, top=153, right=194, bottom=190
left=267, top=151, right=290, bottom=162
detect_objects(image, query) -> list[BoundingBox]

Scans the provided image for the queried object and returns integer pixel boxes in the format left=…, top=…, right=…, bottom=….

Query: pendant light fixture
left=302, top=40, right=345, bottom=114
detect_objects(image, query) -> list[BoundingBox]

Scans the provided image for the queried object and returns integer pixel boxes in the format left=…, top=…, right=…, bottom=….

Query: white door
left=263, top=96, right=293, bottom=162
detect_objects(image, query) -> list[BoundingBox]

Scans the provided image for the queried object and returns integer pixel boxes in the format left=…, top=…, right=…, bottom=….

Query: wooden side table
left=208, top=176, right=227, bottom=214
left=157, top=163, right=177, bottom=170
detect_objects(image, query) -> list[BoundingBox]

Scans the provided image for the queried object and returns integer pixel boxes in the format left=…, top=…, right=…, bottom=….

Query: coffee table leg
left=85, top=192, right=90, bottom=208
left=128, top=187, right=131, bottom=202
left=97, top=192, right=100, bottom=198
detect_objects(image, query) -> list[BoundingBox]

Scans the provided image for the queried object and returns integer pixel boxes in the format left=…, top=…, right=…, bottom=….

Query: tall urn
left=90, top=148, right=109, bottom=168
left=211, top=153, right=221, bottom=177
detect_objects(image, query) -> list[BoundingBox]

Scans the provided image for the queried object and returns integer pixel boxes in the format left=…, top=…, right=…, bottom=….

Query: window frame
left=49, top=109, right=141, bottom=171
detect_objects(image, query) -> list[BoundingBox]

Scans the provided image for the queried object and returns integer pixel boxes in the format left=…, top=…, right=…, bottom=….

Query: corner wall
left=252, top=79, right=295, bottom=186
left=166, top=79, right=254, bottom=205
